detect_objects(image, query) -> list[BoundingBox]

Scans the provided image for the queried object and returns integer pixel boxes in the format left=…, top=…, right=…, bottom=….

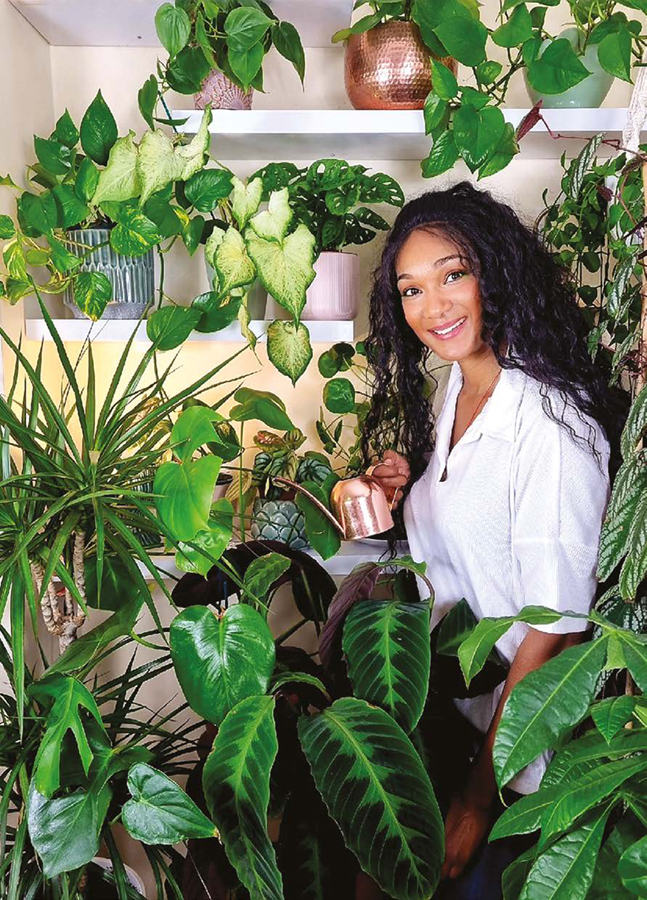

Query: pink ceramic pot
left=195, top=70, right=253, bottom=110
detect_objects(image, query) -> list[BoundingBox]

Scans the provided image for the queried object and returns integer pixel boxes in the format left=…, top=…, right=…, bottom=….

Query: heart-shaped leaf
left=28, top=784, right=103, bottom=878
left=93, top=132, right=141, bottom=205
left=215, top=226, right=256, bottom=293
left=147, top=305, right=201, bottom=351
left=527, top=39, right=591, bottom=94
left=170, top=603, right=275, bottom=724
left=73, top=271, right=112, bottom=320
left=154, top=455, right=221, bottom=540
left=155, top=3, right=191, bottom=57
left=246, top=223, right=316, bottom=320
left=80, top=90, right=117, bottom=166
left=175, top=498, right=234, bottom=576
left=267, top=320, right=313, bottom=384
left=122, top=763, right=217, bottom=843
left=231, top=176, right=263, bottom=230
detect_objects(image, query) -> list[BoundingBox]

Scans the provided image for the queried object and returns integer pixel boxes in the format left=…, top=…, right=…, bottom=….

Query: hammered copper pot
left=345, top=20, right=456, bottom=110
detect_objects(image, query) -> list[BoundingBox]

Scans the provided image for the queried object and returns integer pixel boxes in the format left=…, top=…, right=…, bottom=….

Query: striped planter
left=63, top=228, right=154, bottom=320
left=266, top=251, right=360, bottom=321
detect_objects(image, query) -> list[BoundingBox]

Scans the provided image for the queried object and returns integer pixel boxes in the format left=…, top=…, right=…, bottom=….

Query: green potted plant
left=249, top=427, right=335, bottom=551
left=154, top=0, right=305, bottom=110
left=332, top=0, right=458, bottom=110
left=252, top=159, right=404, bottom=321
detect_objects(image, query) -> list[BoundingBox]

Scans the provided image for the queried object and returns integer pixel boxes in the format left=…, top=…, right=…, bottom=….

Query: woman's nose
left=422, top=292, right=453, bottom=321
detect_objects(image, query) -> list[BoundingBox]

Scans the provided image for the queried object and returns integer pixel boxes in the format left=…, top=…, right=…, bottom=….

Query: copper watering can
left=273, top=465, right=397, bottom=541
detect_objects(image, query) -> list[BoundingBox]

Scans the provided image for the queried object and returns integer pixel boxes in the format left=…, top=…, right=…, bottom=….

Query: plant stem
left=239, top=421, right=245, bottom=541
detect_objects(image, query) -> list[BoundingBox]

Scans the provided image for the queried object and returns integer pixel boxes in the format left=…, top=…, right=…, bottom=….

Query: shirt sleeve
left=511, top=397, right=610, bottom=634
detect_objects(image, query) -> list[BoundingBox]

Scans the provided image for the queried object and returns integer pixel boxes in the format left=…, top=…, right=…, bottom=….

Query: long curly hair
left=361, top=181, right=627, bottom=496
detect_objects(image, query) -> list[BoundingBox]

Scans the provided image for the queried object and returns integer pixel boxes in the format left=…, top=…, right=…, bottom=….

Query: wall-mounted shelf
left=8, top=0, right=351, bottom=48
left=24, top=318, right=355, bottom=344
left=177, top=107, right=632, bottom=160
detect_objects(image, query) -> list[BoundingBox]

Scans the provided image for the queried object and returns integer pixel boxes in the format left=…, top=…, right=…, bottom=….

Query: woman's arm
left=441, top=628, right=582, bottom=881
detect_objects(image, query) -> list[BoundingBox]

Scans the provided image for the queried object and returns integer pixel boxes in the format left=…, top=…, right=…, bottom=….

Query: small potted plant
left=250, top=428, right=334, bottom=550
left=154, top=0, right=305, bottom=110
left=332, top=0, right=457, bottom=109
left=253, top=159, right=404, bottom=321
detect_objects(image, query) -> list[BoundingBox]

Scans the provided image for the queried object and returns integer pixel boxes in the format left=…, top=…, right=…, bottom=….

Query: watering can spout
left=273, top=468, right=395, bottom=541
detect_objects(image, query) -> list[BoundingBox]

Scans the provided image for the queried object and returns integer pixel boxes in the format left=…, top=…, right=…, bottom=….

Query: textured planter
left=345, top=21, right=456, bottom=110
left=266, top=251, right=360, bottom=321
left=63, top=228, right=154, bottom=320
left=524, top=28, right=614, bottom=109
left=250, top=498, right=309, bottom=551
left=195, top=69, right=254, bottom=110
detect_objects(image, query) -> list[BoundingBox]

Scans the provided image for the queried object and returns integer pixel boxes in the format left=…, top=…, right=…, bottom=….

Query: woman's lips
left=429, top=316, right=467, bottom=341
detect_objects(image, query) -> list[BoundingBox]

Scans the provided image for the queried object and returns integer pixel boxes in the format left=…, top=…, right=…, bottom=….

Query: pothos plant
left=248, top=158, right=405, bottom=254
left=153, top=0, right=305, bottom=96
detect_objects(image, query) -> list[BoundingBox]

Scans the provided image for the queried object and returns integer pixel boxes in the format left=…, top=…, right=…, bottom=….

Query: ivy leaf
left=527, top=39, right=591, bottom=94
left=421, top=131, right=459, bottom=177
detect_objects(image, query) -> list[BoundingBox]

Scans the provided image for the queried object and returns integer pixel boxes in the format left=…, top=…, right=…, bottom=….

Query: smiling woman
left=360, top=182, right=629, bottom=899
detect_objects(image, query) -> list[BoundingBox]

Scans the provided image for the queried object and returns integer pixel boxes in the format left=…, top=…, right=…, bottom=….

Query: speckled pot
left=195, top=70, right=254, bottom=110
left=250, top=498, right=309, bottom=551
left=63, top=228, right=154, bottom=320
left=345, top=21, right=456, bottom=110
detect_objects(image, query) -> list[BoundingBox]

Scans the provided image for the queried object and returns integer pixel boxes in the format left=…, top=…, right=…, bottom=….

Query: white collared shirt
left=403, top=361, right=611, bottom=793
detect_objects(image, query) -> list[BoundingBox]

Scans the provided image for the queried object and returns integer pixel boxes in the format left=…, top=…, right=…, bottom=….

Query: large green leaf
left=343, top=600, right=431, bottom=733
left=592, top=695, right=637, bottom=742
left=622, top=387, right=647, bottom=458
left=589, top=813, right=646, bottom=900
left=243, top=551, right=292, bottom=605
left=527, top=39, right=591, bottom=94
left=203, top=695, right=283, bottom=900
left=175, top=498, right=234, bottom=576
left=624, top=638, right=647, bottom=693
left=267, top=320, right=313, bottom=385
left=298, top=697, right=444, bottom=900
left=92, top=132, right=141, bottom=205
left=154, top=454, right=221, bottom=541
left=185, top=167, right=233, bottom=213
left=493, top=638, right=608, bottom=787
left=249, top=187, right=293, bottom=243
left=620, top=835, right=647, bottom=897
left=491, top=785, right=561, bottom=840
left=155, top=2, right=191, bottom=56
left=433, top=17, right=487, bottom=65
left=597, top=458, right=647, bottom=581
left=146, top=305, right=202, bottom=351
left=170, top=604, right=275, bottom=725
left=109, top=203, right=161, bottom=257
left=294, top=477, right=341, bottom=560
left=122, top=763, right=217, bottom=844
left=543, top=728, right=647, bottom=788
left=215, top=226, right=256, bottom=293
left=73, top=271, right=112, bottom=320
left=171, top=405, right=225, bottom=462
left=28, top=784, right=104, bottom=878
left=80, top=90, right=118, bottom=166
left=29, top=674, right=107, bottom=797
left=518, top=807, right=610, bottom=900
left=246, top=223, right=316, bottom=320
left=229, top=386, right=295, bottom=430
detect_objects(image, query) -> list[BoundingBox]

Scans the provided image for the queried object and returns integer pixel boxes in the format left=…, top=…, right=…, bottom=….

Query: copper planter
left=345, top=20, right=455, bottom=110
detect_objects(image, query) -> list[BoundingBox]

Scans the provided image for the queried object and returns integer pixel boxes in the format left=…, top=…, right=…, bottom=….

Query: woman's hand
left=370, top=450, right=410, bottom=507
left=441, top=794, right=491, bottom=881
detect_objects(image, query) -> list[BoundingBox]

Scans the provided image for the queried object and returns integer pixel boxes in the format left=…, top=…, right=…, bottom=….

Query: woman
left=362, top=182, right=624, bottom=898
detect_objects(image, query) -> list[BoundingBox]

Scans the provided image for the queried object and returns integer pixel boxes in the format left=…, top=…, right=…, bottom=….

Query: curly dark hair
left=361, top=181, right=628, bottom=497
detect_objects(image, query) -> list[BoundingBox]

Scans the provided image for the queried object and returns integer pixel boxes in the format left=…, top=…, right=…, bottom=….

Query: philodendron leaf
left=215, top=226, right=256, bottom=293
left=171, top=405, right=226, bottom=462
left=155, top=2, right=191, bottom=57
left=28, top=783, right=103, bottom=878
left=620, top=834, right=647, bottom=897
left=231, top=176, right=263, bottom=230
left=343, top=600, right=431, bottom=733
left=246, top=223, right=316, bottom=320
left=109, top=203, right=161, bottom=257
left=518, top=807, right=610, bottom=900
left=80, top=90, right=118, bottom=166
left=147, top=305, right=202, bottom=351
left=527, top=39, right=591, bottom=94
left=154, top=454, right=221, bottom=541
left=123, top=763, right=217, bottom=844
left=298, top=698, right=444, bottom=900
left=136, top=107, right=212, bottom=205
left=73, top=271, right=112, bottom=320
left=249, top=187, right=293, bottom=243
left=493, top=638, right=608, bottom=787
left=28, top=674, right=107, bottom=797
left=92, top=132, right=141, bottom=205
left=175, top=498, right=234, bottom=576
left=267, top=320, right=313, bottom=384
left=170, top=604, right=275, bottom=725
left=174, top=105, right=213, bottom=181
left=203, top=695, right=283, bottom=900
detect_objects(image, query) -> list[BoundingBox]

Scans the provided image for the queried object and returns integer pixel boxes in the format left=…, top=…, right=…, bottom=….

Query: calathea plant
left=169, top=547, right=445, bottom=900
left=153, top=0, right=305, bottom=96
left=249, top=158, right=405, bottom=254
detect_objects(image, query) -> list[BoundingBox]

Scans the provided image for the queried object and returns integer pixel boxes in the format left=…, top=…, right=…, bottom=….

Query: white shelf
left=24, top=317, right=354, bottom=343
left=146, top=540, right=405, bottom=582
left=8, top=0, right=351, bottom=48
left=177, top=107, right=632, bottom=160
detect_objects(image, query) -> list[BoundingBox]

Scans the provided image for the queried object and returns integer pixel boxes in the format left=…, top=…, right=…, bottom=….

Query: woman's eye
left=401, top=287, right=420, bottom=299
left=446, top=270, right=467, bottom=284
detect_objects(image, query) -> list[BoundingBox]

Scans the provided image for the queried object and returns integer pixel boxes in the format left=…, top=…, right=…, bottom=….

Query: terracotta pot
left=195, top=69, right=253, bottom=110
left=345, top=20, right=455, bottom=110
left=266, top=251, right=360, bottom=321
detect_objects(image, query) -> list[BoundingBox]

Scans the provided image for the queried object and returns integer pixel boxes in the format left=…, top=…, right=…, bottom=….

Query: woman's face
left=395, top=228, right=485, bottom=362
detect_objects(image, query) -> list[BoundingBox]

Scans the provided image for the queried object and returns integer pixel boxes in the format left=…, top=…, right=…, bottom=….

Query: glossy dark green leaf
left=343, top=600, right=431, bottom=732
left=598, top=26, right=632, bottom=81
left=20, top=191, right=59, bottom=235
left=51, top=109, right=79, bottom=149
left=421, top=131, right=459, bottom=177
left=243, top=551, right=292, bottom=604
left=295, top=477, right=342, bottom=561
left=146, top=305, right=201, bottom=351
left=527, top=39, right=591, bottom=94
left=185, top=168, right=234, bottom=212
left=170, top=603, right=275, bottom=725
left=272, top=20, right=306, bottom=84
left=52, top=184, right=90, bottom=228
left=592, top=695, right=637, bottom=742
left=454, top=105, right=506, bottom=172
left=28, top=784, right=103, bottom=878
left=623, top=639, right=647, bottom=693
left=154, top=454, right=221, bottom=540
left=123, top=762, right=217, bottom=843
left=431, top=59, right=458, bottom=99
left=138, top=74, right=159, bottom=130
left=543, top=728, right=647, bottom=788
left=493, top=638, right=608, bottom=787
left=203, top=695, right=283, bottom=900
left=176, top=498, right=234, bottom=576
left=228, top=42, right=264, bottom=91
left=518, top=807, right=609, bottom=900
left=433, top=17, right=487, bottom=65
left=75, top=157, right=100, bottom=203
left=620, top=834, right=647, bottom=897
left=492, top=3, right=533, bottom=47
left=34, top=135, right=72, bottom=176
left=478, top=122, right=519, bottom=178
left=225, top=6, right=272, bottom=51
left=229, top=387, right=295, bottom=430
left=323, top=377, right=356, bottom=414
left=0, top=214, right=15, bottom=239
left=298, top=698, right=444, bottom=900
left=80, top=90, right=118, bottom=165
left=167, top=45, right=212, bottom=93
left=491, top=785, right=561, bottom=840
left=155, top=2, right=191, bottom=56
left=589, top=813, right=646, bottom=900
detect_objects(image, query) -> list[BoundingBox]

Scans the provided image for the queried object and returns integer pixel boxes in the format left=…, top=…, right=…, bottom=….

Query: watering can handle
left=365, top=463, right=400, bottom=511
left=272, top=477, right=345, bottom=535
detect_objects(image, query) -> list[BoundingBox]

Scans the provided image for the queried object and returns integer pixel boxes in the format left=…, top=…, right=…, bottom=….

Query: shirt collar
left=442, top=361, right=524, bottom=445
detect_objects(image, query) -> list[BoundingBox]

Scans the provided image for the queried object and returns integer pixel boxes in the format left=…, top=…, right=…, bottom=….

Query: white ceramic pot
left=266, top=251, right=360, bottom=321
